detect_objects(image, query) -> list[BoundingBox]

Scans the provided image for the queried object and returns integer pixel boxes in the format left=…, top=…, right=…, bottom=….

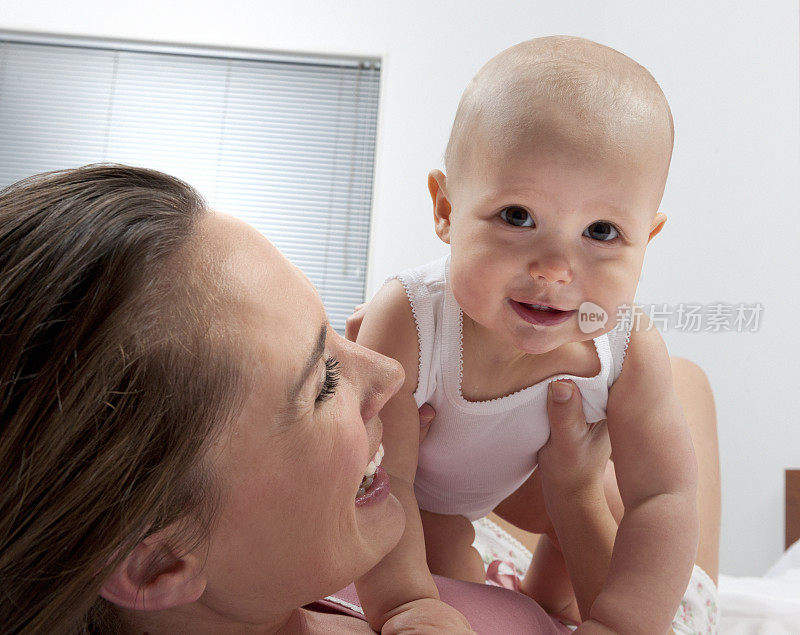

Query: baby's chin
left=502, top=322, right=584, bottom=355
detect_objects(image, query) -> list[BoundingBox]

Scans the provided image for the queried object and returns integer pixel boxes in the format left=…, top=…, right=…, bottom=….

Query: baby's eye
left=583, top=221, right=619, bottom=242
left=499, top=206, right=534, bottom=228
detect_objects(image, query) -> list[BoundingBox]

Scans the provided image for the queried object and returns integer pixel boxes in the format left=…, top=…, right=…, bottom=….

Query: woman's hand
left=381, top=598, right=476, bottom=634
left=538, top=380, right=611, bottom=511
left=538, top=379, right=619, bottom=625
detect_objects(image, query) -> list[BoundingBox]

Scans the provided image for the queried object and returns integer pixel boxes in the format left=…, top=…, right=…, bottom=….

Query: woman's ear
left=99, top=535, right=207, bottom=612
left=648, top=212, right=667, bottom=242
left=428, top=170, right=452, bottom=244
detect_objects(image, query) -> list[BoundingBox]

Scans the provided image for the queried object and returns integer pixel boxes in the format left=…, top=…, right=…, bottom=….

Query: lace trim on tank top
left=442, top=254, right=611, bottom=412
left=453, top=305, right=608, bottom=406
left=620, top=321, right=632, bottom=366
left=387, top=256, right=630, bottom=413
left=392, top=276, right=424, bottom=397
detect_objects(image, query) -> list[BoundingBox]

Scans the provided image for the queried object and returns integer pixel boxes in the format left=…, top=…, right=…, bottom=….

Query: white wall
left=1, top=0, right=798, bottom=576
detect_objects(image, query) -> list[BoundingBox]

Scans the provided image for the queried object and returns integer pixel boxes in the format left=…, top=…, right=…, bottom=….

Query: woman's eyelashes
left=315, top=356, right=340, bottom=404
left=498, top=206, right=621, bottom=242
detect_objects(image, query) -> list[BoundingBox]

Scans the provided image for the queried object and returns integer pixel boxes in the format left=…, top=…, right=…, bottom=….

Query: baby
left=354, top=36, right=699, bottom=632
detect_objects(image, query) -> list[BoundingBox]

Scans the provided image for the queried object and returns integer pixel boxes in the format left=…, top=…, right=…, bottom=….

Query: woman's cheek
left=326, top=405, right=369, bottom=485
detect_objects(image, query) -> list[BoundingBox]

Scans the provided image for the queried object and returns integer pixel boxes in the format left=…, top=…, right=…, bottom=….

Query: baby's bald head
left=444, top=36, right=674, bottom=188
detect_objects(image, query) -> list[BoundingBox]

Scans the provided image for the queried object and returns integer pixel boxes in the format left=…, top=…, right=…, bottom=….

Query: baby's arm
left=353, top=280, right=467, bottom=632
left=587, top=307, right=699, bottom=633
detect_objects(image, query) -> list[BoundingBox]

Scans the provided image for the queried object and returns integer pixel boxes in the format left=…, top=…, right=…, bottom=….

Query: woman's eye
left=583, top=221, right=619, bottom=242
left=316, top=356, right=340, bottom=404
left=499, top=206, right=534, bottom=228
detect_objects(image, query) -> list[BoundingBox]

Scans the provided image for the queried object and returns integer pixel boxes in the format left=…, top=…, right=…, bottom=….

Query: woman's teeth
left=357, top=443, right=384, bottom=497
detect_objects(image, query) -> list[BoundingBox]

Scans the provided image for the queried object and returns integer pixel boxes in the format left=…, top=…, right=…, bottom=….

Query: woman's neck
left=123, top=604, right=305, bottom=634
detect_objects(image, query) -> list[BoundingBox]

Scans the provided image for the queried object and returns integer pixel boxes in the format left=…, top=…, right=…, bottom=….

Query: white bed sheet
left=719, top=540, right=800, bottom=634
left=473, top=519, right=800, bottom=634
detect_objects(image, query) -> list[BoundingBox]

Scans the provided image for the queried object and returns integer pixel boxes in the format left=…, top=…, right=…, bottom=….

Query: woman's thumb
left=418, top=403, right=436, bottom=444
left=550, top=380, right=573, bottom=404
left=419, top=402, right=435, bottom=427
left=547, top=380, right=584, bottom=443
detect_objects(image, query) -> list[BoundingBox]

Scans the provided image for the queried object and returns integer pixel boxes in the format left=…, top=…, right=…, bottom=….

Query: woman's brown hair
left=0, top=165, right=248, bottom=633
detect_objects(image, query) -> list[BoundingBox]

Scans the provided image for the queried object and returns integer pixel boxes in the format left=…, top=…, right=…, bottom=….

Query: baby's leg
left=419, top=509, right=486, bottom=584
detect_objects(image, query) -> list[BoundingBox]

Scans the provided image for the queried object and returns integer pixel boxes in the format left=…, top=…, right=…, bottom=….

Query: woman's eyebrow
left=287, top=322, right=327, bottom=405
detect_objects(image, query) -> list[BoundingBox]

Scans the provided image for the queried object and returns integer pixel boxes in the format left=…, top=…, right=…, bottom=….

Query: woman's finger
left=546, top=379, right=587, bottom=447
left=419, top=402, right=435, bottom=444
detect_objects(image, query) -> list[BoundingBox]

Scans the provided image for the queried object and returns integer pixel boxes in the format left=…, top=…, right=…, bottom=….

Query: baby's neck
left=460, top=313, right=562, bottom=367
left=459, top=313, right=598, bottom=402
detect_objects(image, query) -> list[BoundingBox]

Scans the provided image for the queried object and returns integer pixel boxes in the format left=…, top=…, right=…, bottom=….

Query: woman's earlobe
left=428, top=170, right=452, bottom=244
left=648, top=212, right=667, bottom=242
left=99, top=538, right=207, bottom=611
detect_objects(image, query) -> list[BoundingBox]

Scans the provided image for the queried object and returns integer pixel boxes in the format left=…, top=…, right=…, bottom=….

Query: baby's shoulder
left=356, top=279, right=420, bottom=392
left=609, top=305, right=673, bottom=397
left=390, top=255, right=449, bottom=300
left=362, top=279, right=416, bottom=334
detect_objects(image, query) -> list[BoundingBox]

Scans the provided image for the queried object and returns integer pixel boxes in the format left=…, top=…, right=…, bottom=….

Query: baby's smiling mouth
left=357, top=443, right=384, bottom=497
left=522, top=303, right=561, bottom=312
left=515, top=300, right=571, bottom=312
left=509, top=299, right=577, bottom=327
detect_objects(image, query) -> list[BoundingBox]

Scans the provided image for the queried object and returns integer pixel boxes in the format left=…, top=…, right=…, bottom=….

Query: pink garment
left=308, top=572, right=573, bottom=634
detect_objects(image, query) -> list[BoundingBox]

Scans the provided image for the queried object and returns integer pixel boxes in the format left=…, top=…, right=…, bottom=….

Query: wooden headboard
left=787, top=470, right=800, bottom=549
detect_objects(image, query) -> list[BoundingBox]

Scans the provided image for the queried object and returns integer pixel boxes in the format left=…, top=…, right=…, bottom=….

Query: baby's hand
left=539, top=380, right=611, bottom=508
left=381, top=598, right=475, bottom=634
left=345, top=302, right=368, bottom=342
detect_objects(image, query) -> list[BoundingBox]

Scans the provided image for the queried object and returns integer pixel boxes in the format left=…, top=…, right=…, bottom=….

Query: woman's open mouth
left=355, top=443, right=389, bottom=506
left=509, top=299, right=576, bottom=327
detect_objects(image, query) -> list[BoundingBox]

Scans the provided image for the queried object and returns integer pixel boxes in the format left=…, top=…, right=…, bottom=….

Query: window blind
left=0, top=34, right=381, bottom=333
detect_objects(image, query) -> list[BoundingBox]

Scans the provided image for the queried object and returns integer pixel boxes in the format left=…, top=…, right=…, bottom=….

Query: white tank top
left=388, top=255, right=633, bottom=521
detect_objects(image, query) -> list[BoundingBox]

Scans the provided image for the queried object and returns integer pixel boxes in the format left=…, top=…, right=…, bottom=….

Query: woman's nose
left=355, top=345, right=405, bottom=424
left=529, top=252, right=573, bottom=284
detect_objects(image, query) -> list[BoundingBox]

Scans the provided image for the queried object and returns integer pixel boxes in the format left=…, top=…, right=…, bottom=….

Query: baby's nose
left=529, top=254, right=572, bottom=284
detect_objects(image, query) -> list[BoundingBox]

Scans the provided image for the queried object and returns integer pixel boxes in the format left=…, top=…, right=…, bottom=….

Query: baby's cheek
left=451, top=261, right=491, bottom=305
left=593, top=263, right=637, bottom=300
left=451, top=277, right=484, bottom=322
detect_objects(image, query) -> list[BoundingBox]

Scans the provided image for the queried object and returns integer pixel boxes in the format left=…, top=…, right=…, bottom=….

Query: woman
left=0, top=165, right=718, bottom=633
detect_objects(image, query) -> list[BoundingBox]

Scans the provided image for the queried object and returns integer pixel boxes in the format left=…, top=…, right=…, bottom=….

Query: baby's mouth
left=517, top=301, right=568, bottom=312
left=509, top=299, right=577, bottom=327
left=357, top=443, right=384, bottom=498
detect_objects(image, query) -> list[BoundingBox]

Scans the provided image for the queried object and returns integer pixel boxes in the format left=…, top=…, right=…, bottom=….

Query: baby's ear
left=428, top=170, right=452, bottom=244
left=648, top=212, right=667, bottom=242
left=99, top=534, right=207, bottom=612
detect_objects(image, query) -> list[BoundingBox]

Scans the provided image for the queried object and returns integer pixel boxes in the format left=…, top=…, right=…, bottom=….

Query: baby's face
left=437, top=138, right=667, bottom=355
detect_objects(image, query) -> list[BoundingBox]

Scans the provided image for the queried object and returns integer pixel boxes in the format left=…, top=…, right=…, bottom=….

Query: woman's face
left=192, top=211, right=405, bottom=624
